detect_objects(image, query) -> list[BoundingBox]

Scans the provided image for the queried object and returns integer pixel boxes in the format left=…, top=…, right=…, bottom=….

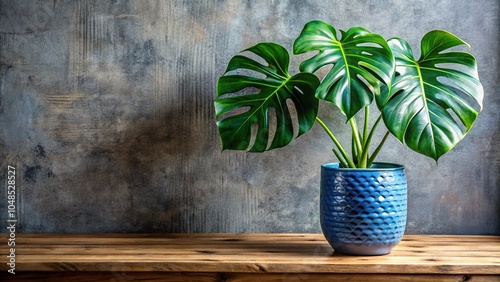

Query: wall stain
left=34, top=144, right=47, bottom=158
left=24, top=165, right=42, bottom=183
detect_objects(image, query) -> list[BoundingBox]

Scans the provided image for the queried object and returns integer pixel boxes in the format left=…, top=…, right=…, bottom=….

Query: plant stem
left=359, top=113, right=383, bottom=168
left=349, top=118, right=363, bottom=167
left=359, top=106, right=371, bottom=168
left=332, top=149, right=348, bottom=168
left=351, top=133, right=357, bottom=164
left=316, top=117, right=356, bottom=168
left=363, top=106, right=369, bottom=145
left=367, top=130, right=390, bottom=167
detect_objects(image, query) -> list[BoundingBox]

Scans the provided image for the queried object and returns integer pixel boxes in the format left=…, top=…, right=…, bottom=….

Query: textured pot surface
left=320, top=163, right=407, bottom=255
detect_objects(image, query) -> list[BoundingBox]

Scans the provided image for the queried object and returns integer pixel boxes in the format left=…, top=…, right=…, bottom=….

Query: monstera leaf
left=293, top=20, right=395, bottom=120
left=215, top=43, right=320, bottom=152
left=378, top=30, right=484, bottom=161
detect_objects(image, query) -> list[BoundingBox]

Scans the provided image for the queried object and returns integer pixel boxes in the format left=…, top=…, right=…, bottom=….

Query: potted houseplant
left=214, top=20, right=483, bottom=255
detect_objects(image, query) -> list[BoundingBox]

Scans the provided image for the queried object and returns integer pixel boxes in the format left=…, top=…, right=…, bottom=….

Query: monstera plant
left=214, top=20, right=483, bottom=255
left=215, top=20, right=483, bottom=166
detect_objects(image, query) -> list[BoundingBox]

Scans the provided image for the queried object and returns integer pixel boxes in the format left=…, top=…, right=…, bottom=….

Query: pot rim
left=322, top=162, right=405, bottom=171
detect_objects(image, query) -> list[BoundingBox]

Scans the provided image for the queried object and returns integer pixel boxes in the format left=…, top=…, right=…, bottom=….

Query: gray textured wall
left=0, top=0, right=498, bottom=234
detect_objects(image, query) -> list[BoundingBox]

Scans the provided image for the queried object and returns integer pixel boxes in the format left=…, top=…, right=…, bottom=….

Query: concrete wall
left=0, top=0, right=498, bottom=234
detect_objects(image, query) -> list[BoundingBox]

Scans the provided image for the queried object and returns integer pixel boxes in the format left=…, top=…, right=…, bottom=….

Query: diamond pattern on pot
left=321, top=167, right=407, bottom=247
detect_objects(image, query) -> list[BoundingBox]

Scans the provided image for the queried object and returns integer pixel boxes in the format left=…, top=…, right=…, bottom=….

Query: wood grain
left=0, top=234, right=499, bottom=281
left=0, top=272, right=497, bottom=282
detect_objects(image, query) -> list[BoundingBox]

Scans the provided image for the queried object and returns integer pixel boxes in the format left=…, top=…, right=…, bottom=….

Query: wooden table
left=0, top=234, right=499, bottom=281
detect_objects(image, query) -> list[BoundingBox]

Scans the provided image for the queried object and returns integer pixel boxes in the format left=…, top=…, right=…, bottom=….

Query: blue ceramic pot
left=320, top=163, right=407, bottom=255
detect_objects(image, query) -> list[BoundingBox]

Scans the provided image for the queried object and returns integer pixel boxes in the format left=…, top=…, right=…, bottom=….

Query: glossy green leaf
left=378, top=30, right=484, bottom=161
left=293, top=20, right=395, bottom=120
left=215, top=42, right=320, bottom=152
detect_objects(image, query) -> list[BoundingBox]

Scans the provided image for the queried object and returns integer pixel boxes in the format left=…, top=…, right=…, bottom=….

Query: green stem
left=359, top=106, right=370, bottom=168
left=349, top=118, right=363, bottom=167
left=367, top=130, right=390, bottom=167
left=316, top=117, right=356, bottom=168
left=332, top=149, right=348, bottom=168
left=363, top=106, right=369, bottom=145
left=351, top=133, right=358, bottom=164
left=359, top=114, right=384, bottom=168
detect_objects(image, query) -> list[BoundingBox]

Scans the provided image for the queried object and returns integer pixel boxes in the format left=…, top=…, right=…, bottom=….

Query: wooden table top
left=1, top=233, right=499, bottom=275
